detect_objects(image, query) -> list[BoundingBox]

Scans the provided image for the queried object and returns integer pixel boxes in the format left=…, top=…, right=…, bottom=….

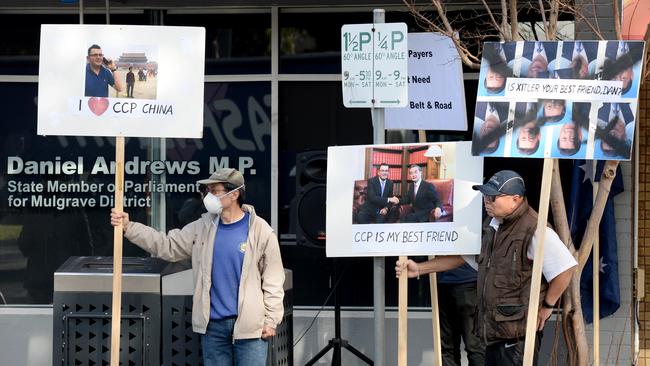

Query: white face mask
left=202, top=185, right=244, bottom=215
left=203, top=193, right=224, bottom=215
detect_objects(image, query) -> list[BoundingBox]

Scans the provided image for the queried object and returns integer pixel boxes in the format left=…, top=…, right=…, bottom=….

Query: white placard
left=385, top=33, right=467, bottom=130
left=472, top=40, right=645, bottom=161
left=341, top=23, right=408, bottom=108
left=505, top=78, right=623, bottom=101
left=38, top=24, right=205, bottom=138
left=326, top=141, right=483, bottom=257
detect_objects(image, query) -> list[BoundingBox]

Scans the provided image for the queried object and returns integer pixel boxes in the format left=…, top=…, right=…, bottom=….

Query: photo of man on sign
left=85, top=44, right=122, bottom=98
left=472, top=101, right=509, bottom=156
left=84, top=43, right=159, bottom=100
left=594, top=102, right=635, bottom=159
left=551, top=102, right=590, bottom=158
left=602, top=40, right=644, bottom=98
left=478, top=43, right=515, bottom=96
left=555, top=41, right=598, bottom=79
left=520, top=41, right=557, bottom=79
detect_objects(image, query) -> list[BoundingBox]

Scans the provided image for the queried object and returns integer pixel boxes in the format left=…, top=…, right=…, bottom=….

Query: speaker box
left=295, top=151, right=327, bottom=248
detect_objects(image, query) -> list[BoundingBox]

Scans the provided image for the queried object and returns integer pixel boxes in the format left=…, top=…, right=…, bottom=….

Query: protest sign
left=37, top=24, right=206, bottom=366
left=385, top=33, right=467, bottom=130
left=326, top=141, right=483, bottom=257
left=472, top=40, right=644, bottom=160
left=38, top=24, right=205, bottom=138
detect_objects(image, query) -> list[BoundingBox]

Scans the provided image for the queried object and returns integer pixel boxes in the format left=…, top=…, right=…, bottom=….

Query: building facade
left=0, top=0, right=642, bottom=364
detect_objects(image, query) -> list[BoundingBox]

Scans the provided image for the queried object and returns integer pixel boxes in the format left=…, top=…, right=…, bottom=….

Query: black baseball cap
left=472, top=170, right=526, bottom=196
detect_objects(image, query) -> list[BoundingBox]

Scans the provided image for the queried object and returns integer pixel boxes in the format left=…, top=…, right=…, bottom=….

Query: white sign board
left=386, top=33, right=468, bottom=130
left=38, top=24, right=205, bottom=138
left=472, top=40, right=645, bottom=160
left=341, top=23, right=408, bottom=108
left=326, top=141, right=483, bottom=257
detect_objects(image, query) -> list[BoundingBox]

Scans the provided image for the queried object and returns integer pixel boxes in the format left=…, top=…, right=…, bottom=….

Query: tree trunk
left=550, top=160, right=588, bottom=366
left=510, top=0, right=519, bottom=40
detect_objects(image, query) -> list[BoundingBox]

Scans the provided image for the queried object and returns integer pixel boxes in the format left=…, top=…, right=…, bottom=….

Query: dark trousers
left=484, top=331, right=542, bottom=366
left=438, top=282, right=485, bottom=366
left=357, top=208, right=386, bottom=224
left=126, top=83, right=134, bottom=97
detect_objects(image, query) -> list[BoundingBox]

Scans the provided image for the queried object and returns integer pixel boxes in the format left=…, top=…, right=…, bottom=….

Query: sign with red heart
left=88, top=97, right=109, bottom=116
left=37, top=24, right=205, bottom=138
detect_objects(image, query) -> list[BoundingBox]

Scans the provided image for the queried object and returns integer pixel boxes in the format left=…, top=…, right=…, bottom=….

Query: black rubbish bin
left=53, top=256, right=293, bottom=366
left=53, top=256, right=188, bottom=366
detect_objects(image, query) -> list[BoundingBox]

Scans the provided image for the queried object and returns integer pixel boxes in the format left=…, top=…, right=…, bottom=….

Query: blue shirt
left=85, top=63, right=115, bottom=97
left=437, top=262, right=478, bottom=284
left=209, top=212, right=250, bottom=320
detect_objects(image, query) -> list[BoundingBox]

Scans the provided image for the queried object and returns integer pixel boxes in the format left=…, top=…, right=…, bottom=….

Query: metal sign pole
left=371, top=10, right=386, bottom=366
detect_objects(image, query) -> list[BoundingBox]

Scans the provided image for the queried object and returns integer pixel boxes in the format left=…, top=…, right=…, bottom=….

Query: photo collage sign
left=472, top=40, right=645, bottom=160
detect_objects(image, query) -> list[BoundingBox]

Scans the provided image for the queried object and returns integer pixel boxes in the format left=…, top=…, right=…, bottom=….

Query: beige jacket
left=125, top=204, right=285, bottom=338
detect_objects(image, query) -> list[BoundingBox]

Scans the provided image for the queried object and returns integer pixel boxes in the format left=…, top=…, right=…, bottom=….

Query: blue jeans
left=201, top=317, right=268, bottom=366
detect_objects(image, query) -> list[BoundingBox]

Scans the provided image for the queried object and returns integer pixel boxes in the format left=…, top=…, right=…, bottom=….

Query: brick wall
left=575, top=0, right=617, bottom=40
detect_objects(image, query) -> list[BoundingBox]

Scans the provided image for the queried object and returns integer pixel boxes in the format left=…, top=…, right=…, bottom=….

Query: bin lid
left=54, top=256, right=180, bottom=294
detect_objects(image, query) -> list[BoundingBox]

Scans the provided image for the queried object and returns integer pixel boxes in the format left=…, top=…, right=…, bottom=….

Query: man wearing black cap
left=110, top=168, right=285, bottom=366
left=396, top=170, right=576, bottom=365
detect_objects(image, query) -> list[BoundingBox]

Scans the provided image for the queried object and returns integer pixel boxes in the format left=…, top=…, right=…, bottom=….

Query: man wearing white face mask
left=110, top=168, right=284, bottom=366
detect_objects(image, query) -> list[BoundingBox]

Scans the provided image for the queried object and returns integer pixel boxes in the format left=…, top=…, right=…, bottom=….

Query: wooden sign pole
left=416, top=131, right=443, bottom=365
left=398, top=255, right=408, bottom=366
left=110, top=136, right=125, bottom=366
left=593, top=234, right=600, bottom=366
left=428, top=257, right=443, bottom=366
left=522, top=158, right=553, bottom=365
left=593, top=174, right=601, bottom=366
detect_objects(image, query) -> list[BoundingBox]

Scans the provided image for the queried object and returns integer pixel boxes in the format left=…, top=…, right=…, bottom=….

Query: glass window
left=0, top=13, right=150, bottom=75
left=279, top=10, right=435, bottom=74
left=0, top=81, right=271, bottom=305
left=278, top=81, right=372, bottom=237
left=165, top=13, right=272, bottom=74
left=0, top=82, right=148, bottom=304
left=278, top=81, right=376, bottom=305
left=280, top=12, right=367, bottom=74
left=163, top=81, right=273, bottom=229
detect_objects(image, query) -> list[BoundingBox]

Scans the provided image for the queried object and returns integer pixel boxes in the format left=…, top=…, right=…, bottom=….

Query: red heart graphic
left=88, top=97, right=109, bottom=116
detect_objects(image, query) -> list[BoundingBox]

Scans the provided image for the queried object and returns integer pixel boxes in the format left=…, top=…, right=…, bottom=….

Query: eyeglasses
left=89, top=53, right=104, bottom=57
left=483, top=194, right=506, bottom=202
left=200, top=185, right=228, bottom=196
left=544, top=100, right=564, bottom=107
left=207, top=188, right=227, bottom=196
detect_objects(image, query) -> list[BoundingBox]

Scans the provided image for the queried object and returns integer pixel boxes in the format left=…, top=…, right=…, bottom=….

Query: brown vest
left=475, top=200, right=548, bottom=345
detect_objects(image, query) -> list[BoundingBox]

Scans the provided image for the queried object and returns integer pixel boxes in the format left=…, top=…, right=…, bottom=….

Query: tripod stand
left=305, top=259, right=374, bottom=366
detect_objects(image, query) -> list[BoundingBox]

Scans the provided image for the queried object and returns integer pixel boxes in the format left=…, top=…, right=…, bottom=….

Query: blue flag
left=568, top=160, right=623, bottom=323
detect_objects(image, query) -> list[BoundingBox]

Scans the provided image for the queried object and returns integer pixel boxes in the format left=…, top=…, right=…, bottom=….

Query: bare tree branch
left=590, top=0, right=603, bottom=37
left=613, top=0, right=622, bottom=40
left=557, top=0, right=606, bottom=40
left=548, top=0, right=560, bottom=39
left=481, top=0, right=504, bottom=37
left=537, top=0, right=550, bottom=39
left=510, top=0, right=519, bottom=40
left=403, top=0, right=483, bottom=68
left=500, top=0, right=510, bottom=40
